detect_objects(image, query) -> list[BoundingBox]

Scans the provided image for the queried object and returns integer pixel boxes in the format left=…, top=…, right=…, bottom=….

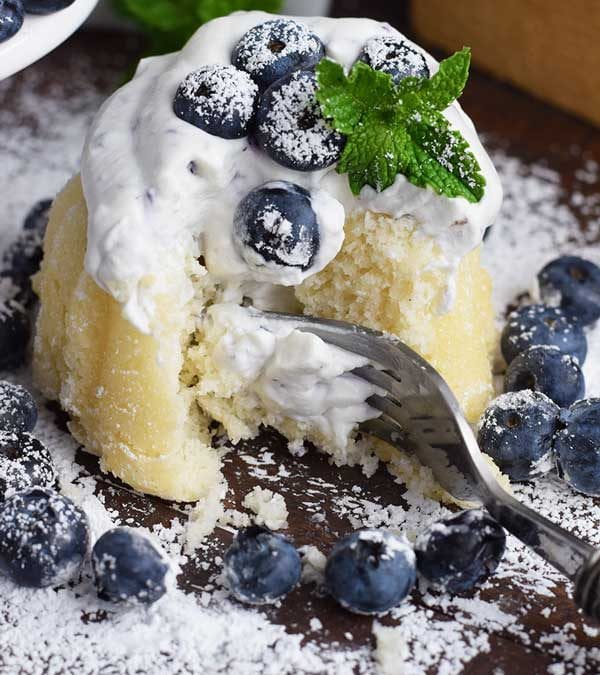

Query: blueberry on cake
left=33, top=13, right=502, bottom=513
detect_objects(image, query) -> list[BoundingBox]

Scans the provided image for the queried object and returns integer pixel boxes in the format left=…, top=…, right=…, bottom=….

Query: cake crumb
left=373, top=623, right=409, bottom=675
left=218, top=508, right=252, bottom=529
left=309, top=617, right=323, bottom=632
left=299, top=544, right=327, bottom=586
left=185, top=481, right=227, bottom=550
left=242, top=486, right=289, bottom=530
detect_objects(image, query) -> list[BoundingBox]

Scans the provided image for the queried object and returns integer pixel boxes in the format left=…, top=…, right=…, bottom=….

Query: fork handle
left=484, top=485, right=600, bottom=620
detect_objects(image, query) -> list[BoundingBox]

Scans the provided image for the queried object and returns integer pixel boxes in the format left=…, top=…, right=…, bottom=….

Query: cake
left=33, top=12, right=502, bottom=514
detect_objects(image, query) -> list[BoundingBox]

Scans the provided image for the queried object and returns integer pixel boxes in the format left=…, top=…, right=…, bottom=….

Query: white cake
left=33, top=12, right=502, bottom=524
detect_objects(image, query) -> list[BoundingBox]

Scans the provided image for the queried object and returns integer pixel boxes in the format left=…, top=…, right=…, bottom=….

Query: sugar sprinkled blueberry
left=23, top=0, right=74, bottom=13
left=255, top=69, right=345, bottom=171
left=233, top=181, right=320, bottom=274
left=22, top=198, right=52, bottom=234
left=0, top=296, right=30, bottom=369
left=92, top=527, right=170, bottom=605
left=1, top=199, right=51, bottom=307
left=0, top=431, right=57, bottom=500
left=554, top=399, right=600, bottom=496
left=415, top=509, right=506, bottom=594
left=232, top=19, right=325, bottom=91
left=224, top=525, right=301, bottom=605
left=324, top=529, right=416, bottom=615
left=0, top=0, right=23, bottom=44
left=0, top=380, right=37, bottom=433
left=477, top=391, right=559, bottom=481
left=538, top=255, right=600, bottom=326
left=358, top=36, right=429, bottom=84
left=0, top=488, right=89, bottom=587
left=504, top=345, right=584, bottom=408
left=173, top=65, right=258, bottom=140
left=501, top=304, right=587, bottom=365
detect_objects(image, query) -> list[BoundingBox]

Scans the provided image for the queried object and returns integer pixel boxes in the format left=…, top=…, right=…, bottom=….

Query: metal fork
left=264, top=310, right=600, bottom=620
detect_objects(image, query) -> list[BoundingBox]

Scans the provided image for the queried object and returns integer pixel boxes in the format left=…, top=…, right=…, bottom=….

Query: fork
left=264, top=310, right=600, bottom=620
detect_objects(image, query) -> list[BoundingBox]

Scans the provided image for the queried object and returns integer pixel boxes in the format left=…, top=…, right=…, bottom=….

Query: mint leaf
left=113, top=0, right=283, bottom=56
left=417, top=47, right=471, bottom=111
left=195, top=0, right=281, bottom=24
left=316, top=59, right=397, bottom=134
left=315, top=49, right=486, bottom=202
left=405, top=113, right=486, bottom=203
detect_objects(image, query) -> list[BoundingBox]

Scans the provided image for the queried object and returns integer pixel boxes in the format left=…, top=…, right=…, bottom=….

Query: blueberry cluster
left=0, top=0, right=75, bottom=44
left=173, top=20, right=431, bottom=278
left=224, top=514, right=505, bottom=613
left=0, top=397, right=169, bottom=602
left=478, top=255, right=600, bottom=496
left=0, top=380, right=88, bottom=588
left=0, top=198, right=52, bottom=371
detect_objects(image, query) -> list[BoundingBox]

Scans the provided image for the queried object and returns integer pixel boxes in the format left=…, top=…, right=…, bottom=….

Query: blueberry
left=0, top=381, right=37, bottom=432
left=501, top=304, right=587, bottom=365
left=0, top=297, right=30, bottom=369
left=233, top=181, right=320, bottom=275
left=504, top=345, right=584, bottom=408
left=254, top=69, right=345, bottom=171
left=23, top=0, right=74, bottom=13
left=554, top=399, right=600, bottom=496
left=23, top=198, right=52, bottom=234
left=1, top=200, right=50, bottom=306
left=477, top=391, right=559, bottom=481
left=224, top=525, right=301, bottom=605
left=92, top=527, right=170, bottom=604
left=0, top=431, right=57, bottom=500
left=0, top=488, right=89, bottom=587
left=358, top=36, right=429, bottom=84
left=415, top=509, right=506, bottom=593
left=538, top=256, right=600, bottom=326
left=0, top=0, right=23, bottom=43
left=324, top=529, right=416, bottom=615
left=232, top=19, right=325, bottom=91
left=173, top=65, right=258, bottom=140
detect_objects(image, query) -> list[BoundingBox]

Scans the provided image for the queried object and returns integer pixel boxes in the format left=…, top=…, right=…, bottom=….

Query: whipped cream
left=205, top=304, right=379, bottom=448
left=81, top=10, right=502, bottom=334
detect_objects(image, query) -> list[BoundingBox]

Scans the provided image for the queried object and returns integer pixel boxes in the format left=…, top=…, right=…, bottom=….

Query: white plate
left=0, top=0, right=99, bottom=80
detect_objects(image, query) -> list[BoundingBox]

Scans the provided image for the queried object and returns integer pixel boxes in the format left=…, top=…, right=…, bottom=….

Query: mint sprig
left=113, top=0, right=282, bottom=55
left=315, top=48, right=486, bottom=202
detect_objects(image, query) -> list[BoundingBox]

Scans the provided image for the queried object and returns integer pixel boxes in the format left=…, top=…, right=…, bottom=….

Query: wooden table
left=2, top=22, right=600, bottom=675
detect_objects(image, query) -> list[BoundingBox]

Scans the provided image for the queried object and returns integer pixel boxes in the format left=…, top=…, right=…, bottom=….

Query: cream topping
left=81, top=10, right=502, bottom=335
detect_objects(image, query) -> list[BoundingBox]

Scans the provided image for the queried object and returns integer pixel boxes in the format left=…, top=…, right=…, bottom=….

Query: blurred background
left=83, top=0, right=600, bottom=128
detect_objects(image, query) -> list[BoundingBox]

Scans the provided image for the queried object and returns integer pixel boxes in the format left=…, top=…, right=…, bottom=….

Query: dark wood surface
left=2, top=20, right=600, bottom=675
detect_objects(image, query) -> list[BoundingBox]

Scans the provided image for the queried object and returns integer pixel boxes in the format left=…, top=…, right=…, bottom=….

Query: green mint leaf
left=112, top=0, right=283, bottom=55
left=316, top=49, right=486, bottom=202
left=316, top=59, right=397, bottom=135
left=405, top=112, right=486, bottom=203
left=195, top=0, right=281, bottom=25
left=418, top=46, right=471, bottom=111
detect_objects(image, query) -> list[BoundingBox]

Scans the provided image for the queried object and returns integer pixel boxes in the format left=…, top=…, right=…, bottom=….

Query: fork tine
left=353, top=365, right=405, bottom=400
left=368, top=393, right=404, bottom=421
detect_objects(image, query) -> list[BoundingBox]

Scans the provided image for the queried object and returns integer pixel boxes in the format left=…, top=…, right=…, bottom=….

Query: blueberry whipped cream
left=81, top=11, right=502, bottom=335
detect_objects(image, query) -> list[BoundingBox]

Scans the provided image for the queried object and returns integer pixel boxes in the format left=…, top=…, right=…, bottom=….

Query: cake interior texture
left=33, top=176, right=496, bottom=505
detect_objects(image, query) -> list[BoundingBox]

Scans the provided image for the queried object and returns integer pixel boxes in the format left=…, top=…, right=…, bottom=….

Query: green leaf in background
left=316, top=50, right=486, bottom=202
left=113, top=0, right=282, bottom=55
